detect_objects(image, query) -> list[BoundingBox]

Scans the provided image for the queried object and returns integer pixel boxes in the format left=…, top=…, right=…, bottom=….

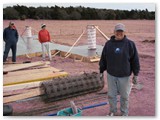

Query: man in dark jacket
left=99, top=23, right=140, bottom=116
left=3, top=22, right=19, bottom=62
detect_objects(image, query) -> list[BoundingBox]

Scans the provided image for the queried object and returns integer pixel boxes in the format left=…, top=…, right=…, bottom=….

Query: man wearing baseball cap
left=3, top=21, right=19, bottom=63
left=99, top=23, right=140, bottom=116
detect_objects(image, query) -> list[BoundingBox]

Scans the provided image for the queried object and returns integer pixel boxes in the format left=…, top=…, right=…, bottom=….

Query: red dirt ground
left=3, top=20, right=155, bottom=116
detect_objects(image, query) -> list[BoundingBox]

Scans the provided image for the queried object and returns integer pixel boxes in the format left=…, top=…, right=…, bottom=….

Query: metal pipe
left=47, top=102, right=108, bottom=116
left=81, top=102, right=108, bottom=110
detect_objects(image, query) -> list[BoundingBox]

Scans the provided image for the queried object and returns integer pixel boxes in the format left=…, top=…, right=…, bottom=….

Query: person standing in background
left=3, top=21, right=19, bottom=63
left=38, top=24, right=52, bottom=61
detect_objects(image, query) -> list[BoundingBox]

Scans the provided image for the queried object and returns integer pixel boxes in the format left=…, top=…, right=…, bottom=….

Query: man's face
left=9, top=24, right=14, bottom=29
left=114, top=30, right=125, bottom=40
left=42, top=26, right=46, bottom=29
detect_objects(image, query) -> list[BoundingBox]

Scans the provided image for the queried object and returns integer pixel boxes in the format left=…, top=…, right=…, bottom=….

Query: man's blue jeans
left=107, top=73, right=131, bottom=115
left=3, top=42, right=17, bottom=62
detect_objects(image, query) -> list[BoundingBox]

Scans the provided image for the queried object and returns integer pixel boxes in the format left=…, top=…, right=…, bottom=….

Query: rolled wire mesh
left=41, top=72, right=104, bottom=102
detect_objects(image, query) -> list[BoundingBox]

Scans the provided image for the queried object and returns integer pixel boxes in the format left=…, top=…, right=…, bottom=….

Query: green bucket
left=57, top=107, right=82, bottom=116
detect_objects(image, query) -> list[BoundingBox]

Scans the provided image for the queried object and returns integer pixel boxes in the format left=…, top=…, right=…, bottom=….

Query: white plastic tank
left=25, top=26, right=32, bottom=37
left=87, top=25, right=96, bottom=49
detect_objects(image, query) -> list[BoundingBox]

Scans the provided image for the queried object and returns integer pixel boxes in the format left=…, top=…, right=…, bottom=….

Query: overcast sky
left=3, top=3, right=155, bottom=11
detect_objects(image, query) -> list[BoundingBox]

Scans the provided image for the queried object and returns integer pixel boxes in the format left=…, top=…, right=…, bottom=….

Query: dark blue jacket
left=3, top=27, right=18, bottom=43
left=99, top=35, right=140, bottom=77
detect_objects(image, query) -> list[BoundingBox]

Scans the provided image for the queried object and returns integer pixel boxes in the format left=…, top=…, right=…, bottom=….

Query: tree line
left=3, top=5, right=155, bottom=20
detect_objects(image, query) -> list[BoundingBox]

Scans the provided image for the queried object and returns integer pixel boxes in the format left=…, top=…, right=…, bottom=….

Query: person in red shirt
left=38, top=24, right=52, bottom=61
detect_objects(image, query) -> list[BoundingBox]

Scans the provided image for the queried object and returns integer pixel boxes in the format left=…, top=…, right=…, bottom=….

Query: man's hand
left=100, top=73, right=103, bottom=80
left=132, top=75, right=138, bottom=84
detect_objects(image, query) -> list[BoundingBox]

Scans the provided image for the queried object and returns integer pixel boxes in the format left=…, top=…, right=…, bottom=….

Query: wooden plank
left=3, top=67, right=60, bottom=77
left=74, top=56, right=83, bottom=62
left=90, top=58, right=100, bottom=62
left=3, top=61, right=49, bottom=72
left=3, top=61, right=31, bottom=64
left=3, top=72, right=68, bottom=86
left=3, top=88, right=44, bottom=103
left=3, top=81, right=42, bottom=95
left=4, top=88, right=33, bottom=96
left=89, top=56, right=100, bottom=62
left=4, top=68, right=68, bottom=86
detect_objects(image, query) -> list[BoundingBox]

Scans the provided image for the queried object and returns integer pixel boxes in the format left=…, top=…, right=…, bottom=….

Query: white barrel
left=87, top=25, right=96, bottom=49
left=25, top=26, right=32, bottom=37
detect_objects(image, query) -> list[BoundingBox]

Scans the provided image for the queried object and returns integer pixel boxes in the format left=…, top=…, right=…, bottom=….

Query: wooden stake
left=94, top=26, right=110, bottom=40
left=52, top=50, right=60, bottom=57
left=65, top=53, right=71, bottom=58
left=65, top=29, right=86, bottom=57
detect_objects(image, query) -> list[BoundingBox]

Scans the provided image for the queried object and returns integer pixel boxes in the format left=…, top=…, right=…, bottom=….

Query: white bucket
left=87, top=25, right=96, bottom=49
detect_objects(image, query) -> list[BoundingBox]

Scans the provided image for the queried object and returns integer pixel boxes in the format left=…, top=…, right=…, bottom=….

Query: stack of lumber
left=3, top=61, right=68, bottom=103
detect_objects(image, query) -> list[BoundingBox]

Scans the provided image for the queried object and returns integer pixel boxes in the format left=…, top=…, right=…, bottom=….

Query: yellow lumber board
left=3, top=88, right=43, bottom=103
left=3, top=67, right=68, bottom=86
left=3, top=61, right=49, bottom=72
left=4, top=70, right=68, bottom=86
